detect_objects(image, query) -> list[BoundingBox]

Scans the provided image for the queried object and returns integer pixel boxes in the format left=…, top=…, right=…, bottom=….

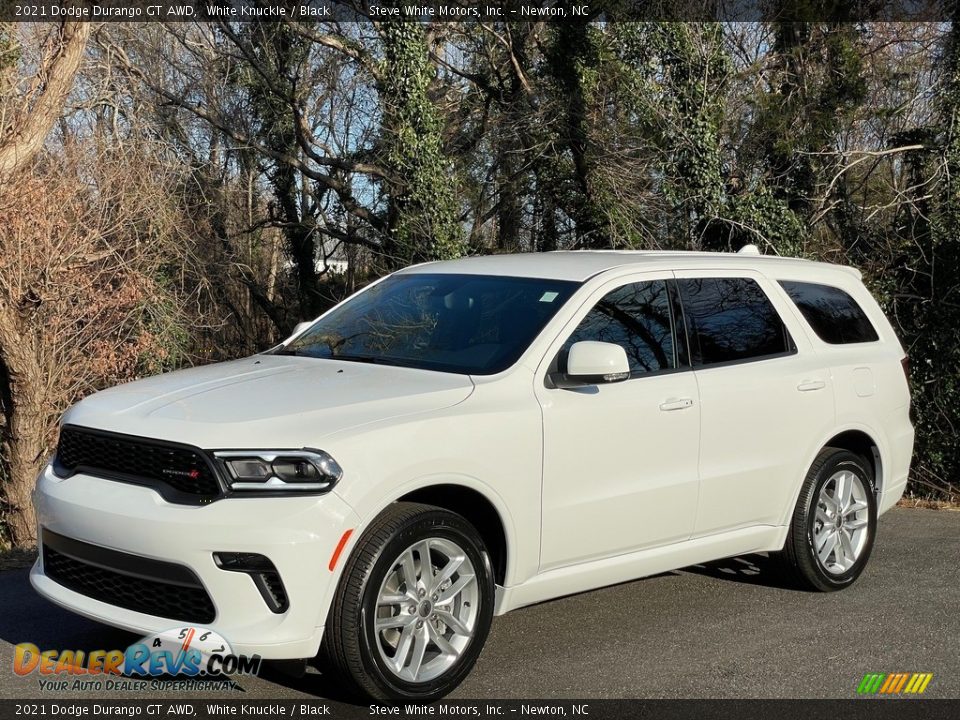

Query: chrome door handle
left=797, top=380, right=826, bottom=392
left=659, top=398, right=694, bottom=412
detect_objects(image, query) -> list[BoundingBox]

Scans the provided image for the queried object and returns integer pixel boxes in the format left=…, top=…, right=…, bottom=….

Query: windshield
left=278, top=273, right=580, bottom=375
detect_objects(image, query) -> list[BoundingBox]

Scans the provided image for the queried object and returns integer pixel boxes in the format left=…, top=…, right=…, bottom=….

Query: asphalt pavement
left=0, top=507, right=956, bottom=700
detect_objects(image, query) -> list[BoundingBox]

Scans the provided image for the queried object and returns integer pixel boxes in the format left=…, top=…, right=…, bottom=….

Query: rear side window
left=779, top=280, right=879, bottom=344
left=562, top=280, right=676, bottom=376
left=677, top=278, right=794, bottom=366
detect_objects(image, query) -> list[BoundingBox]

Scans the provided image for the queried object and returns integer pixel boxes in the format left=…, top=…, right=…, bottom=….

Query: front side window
left=561, top=280, right=676, bottom=376
left=677, top=277, right=793, bottom=366
left=279, top=273, right=580, bottom=375
left=779, top=280, right=879, bottom=344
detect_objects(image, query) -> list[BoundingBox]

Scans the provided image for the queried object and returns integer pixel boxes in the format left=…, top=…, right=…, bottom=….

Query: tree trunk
left=378, top=24, right=464, bottom=268
left=0, top=21, right=90, bottom=179
left=496, top=138, right=523, bottom=251
left=0, top=312, right=48, bottom=547
left=549, top=22, right=603, bottom=246
left=4, top=392, right=45, bottom=547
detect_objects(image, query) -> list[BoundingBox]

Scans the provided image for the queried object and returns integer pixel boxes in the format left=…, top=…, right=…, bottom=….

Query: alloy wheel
left=373, top=537, right=479, bottom=683
left=813, top=469, right=871, bottom=575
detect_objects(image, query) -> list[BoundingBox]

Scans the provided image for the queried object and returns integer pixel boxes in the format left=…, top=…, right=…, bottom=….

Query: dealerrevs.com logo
left=13, top=627, right=261, bottom=692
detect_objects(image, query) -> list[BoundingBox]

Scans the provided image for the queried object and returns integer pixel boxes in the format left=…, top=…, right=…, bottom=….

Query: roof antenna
left=738, top=244, right=761, bottom=255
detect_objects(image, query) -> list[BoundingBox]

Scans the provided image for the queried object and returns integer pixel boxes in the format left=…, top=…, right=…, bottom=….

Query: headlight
left=213, top=450, right=342, bottom=493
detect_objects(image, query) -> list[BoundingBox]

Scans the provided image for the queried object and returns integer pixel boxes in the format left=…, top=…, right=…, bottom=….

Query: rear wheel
left=776, top=448, right=877, bottom=592
left=322, top=502, right=494, bottom=700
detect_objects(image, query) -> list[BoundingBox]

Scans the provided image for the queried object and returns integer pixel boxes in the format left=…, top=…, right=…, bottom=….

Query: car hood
left=62, top=355, right=475, bottom=449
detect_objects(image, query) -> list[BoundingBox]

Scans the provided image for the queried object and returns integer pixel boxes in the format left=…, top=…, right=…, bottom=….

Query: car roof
left=396, top=250, right=859, bottom=283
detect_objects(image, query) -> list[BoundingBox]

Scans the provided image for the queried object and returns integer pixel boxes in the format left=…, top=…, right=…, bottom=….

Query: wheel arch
left=396, top=484, right=509, bottom=587
left=349, top=477, right=516, bottom=589
left=779, top=425, right=885, bottom=527
left=822, top=429, right=883, bottom=495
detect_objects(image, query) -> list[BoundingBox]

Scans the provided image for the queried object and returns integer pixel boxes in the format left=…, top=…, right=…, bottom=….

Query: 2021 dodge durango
left=32, top=249, right=914, bottom=700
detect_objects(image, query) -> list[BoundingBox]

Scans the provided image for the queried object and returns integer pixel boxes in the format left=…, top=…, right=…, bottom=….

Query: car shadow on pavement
left=680, top=553, right=804, bottom=591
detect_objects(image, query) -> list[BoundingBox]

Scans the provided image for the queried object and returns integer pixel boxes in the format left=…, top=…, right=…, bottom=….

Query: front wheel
left=321, top=502, right=494, bottom=701
left=776, top=448, right=877, bottom=592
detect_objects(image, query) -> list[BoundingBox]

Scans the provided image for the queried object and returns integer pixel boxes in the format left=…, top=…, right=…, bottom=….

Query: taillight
left=902, top=355, right=914, bottom=419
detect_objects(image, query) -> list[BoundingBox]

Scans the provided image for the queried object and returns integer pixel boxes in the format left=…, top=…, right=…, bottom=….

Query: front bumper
left=31, top=464, right=359, bottom=659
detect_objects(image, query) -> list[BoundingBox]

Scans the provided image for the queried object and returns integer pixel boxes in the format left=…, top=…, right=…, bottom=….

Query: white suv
left=32, top=249, right=914, bottom=700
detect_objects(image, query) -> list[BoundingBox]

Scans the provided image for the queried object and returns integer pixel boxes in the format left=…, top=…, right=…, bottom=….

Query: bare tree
left=0, top=21, right=90, bottom=178
left=0, top=138, right=197, bottom=546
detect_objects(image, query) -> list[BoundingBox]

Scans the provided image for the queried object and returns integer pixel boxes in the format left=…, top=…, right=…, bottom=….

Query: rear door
left=673, top=270, right=836, bottom=535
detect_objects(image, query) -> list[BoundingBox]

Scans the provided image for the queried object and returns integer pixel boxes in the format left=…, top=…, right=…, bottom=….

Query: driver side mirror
left=283, top=321, right=313, bottom=345
left=559, top=341, right=631, bottom=386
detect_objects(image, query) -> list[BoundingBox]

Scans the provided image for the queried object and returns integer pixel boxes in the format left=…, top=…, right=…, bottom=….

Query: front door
left=536, top=275, right=701, bottom=571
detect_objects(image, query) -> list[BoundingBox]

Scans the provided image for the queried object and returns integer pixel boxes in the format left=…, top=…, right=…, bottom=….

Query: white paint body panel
left=32, top=251, right=914, bottom=658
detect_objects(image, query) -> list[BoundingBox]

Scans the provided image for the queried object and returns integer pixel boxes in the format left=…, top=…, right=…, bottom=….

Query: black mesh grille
left=43, top=542, right=216, bottom=624
left=56, top=425, right=221, bottom=501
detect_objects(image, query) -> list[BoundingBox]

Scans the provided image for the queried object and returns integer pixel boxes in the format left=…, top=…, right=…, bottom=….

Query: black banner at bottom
left=2, top=699, right=959, bottom=720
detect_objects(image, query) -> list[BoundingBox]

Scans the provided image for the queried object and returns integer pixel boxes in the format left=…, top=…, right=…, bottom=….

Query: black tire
left=776, top=448, right=877, bottom=592
left=321, top=502, right=495, bottom=701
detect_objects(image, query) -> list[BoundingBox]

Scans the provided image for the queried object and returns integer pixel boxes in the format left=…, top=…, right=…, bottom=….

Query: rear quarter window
left=779, top=280, right=879, bottom=344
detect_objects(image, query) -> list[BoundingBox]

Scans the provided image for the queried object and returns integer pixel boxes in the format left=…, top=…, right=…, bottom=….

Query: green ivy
left=907, top=22, right=960, bottom=495
left=378, top=24, right=464, bottom=267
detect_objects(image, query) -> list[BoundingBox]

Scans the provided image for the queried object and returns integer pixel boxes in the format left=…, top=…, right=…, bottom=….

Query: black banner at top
left=2, top=0, right=956, bottom=23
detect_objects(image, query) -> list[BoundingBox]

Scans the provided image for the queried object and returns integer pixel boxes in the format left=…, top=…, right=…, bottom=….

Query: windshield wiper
left=274, top=348, right=399, bottom=366
left=328, top=353, right=387, bottom=364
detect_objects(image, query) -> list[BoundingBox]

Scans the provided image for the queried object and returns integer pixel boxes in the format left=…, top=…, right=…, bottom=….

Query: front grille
left=42, top=530, right=216, bottom=624
left=56, top=425, right=222, bottom=502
